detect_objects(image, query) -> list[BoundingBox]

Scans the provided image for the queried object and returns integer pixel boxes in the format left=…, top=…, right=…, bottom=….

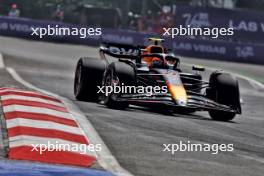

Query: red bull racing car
left=74, top=38, right=241, bottom=121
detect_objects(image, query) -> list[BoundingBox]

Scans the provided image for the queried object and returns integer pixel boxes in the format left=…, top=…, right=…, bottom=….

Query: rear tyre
left=74, top=57, right=106, bottom=101
left=103, top=62, right=136, bottom=109
left=207, top=72, right=240, bottom=121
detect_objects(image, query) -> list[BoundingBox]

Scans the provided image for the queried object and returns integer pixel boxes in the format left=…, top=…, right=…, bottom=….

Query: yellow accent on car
left=167, top=84, right=188, bottom=106
left=148, top=38, right=165, bottom=45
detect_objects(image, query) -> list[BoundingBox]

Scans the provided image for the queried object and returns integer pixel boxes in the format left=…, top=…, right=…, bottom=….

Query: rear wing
left=99, top=42, right=145, bottom=60
left=99, top=42, right=176, bottom=64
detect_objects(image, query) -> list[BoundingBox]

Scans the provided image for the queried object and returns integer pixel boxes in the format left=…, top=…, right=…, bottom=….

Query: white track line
left=1, top=55, right=133, bottom=175
left=1, top=95, right=64, bottom=107
left=0, top=53, right=4, bottom=68
left=6, top=118, right=83, bottom=135
left=0, top=89, right=59, bottom=100
left=3, top=105, right=73, bottom=120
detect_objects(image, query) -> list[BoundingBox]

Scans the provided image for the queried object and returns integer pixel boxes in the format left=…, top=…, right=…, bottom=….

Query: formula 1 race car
left=74, top=38, right=241, bottom=121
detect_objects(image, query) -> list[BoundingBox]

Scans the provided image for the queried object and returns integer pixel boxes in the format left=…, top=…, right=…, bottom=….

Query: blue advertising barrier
left=174, top=5, right=264, bottom=43
left=169, top=38, right=264, bottom=64
left=0, top=16, right=263, bottom=64
left=0, top=160, right=113, bottom=176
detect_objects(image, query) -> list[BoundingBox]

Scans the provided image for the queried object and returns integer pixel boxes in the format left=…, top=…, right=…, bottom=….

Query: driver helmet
left=150, top=57, right=164, bottom=68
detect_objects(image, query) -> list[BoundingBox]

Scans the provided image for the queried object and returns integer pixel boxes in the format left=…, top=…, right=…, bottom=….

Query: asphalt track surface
left=0, top=36, right=263, bottom=176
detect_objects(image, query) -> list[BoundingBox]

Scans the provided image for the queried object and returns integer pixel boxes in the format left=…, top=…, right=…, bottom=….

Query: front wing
left=112, top=93, right=239, bottom=113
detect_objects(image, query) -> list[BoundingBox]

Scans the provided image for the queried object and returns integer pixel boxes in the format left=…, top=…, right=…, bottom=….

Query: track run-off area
left=0, top=36, right=263, bottom=176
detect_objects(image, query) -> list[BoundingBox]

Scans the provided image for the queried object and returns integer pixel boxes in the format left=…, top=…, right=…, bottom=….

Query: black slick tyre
left=74, top=57, right=106, bottom=101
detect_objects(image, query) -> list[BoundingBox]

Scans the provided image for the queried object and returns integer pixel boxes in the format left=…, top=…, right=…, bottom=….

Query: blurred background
left=0, top=0, right=263, bottom=64
left=1, top=0, right=264, bottom=31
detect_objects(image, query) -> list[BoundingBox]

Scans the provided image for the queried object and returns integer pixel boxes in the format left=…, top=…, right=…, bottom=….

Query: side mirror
left=192, top=65, right=205, bottom=72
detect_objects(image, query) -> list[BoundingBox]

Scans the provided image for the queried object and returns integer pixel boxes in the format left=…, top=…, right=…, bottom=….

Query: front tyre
left=74, top=57, right=106, bottom=101
left=207, top=72, right=241, bottom=121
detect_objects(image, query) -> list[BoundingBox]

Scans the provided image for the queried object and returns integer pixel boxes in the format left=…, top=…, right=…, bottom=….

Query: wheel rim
left=103, top=72, right=120, bottom=101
